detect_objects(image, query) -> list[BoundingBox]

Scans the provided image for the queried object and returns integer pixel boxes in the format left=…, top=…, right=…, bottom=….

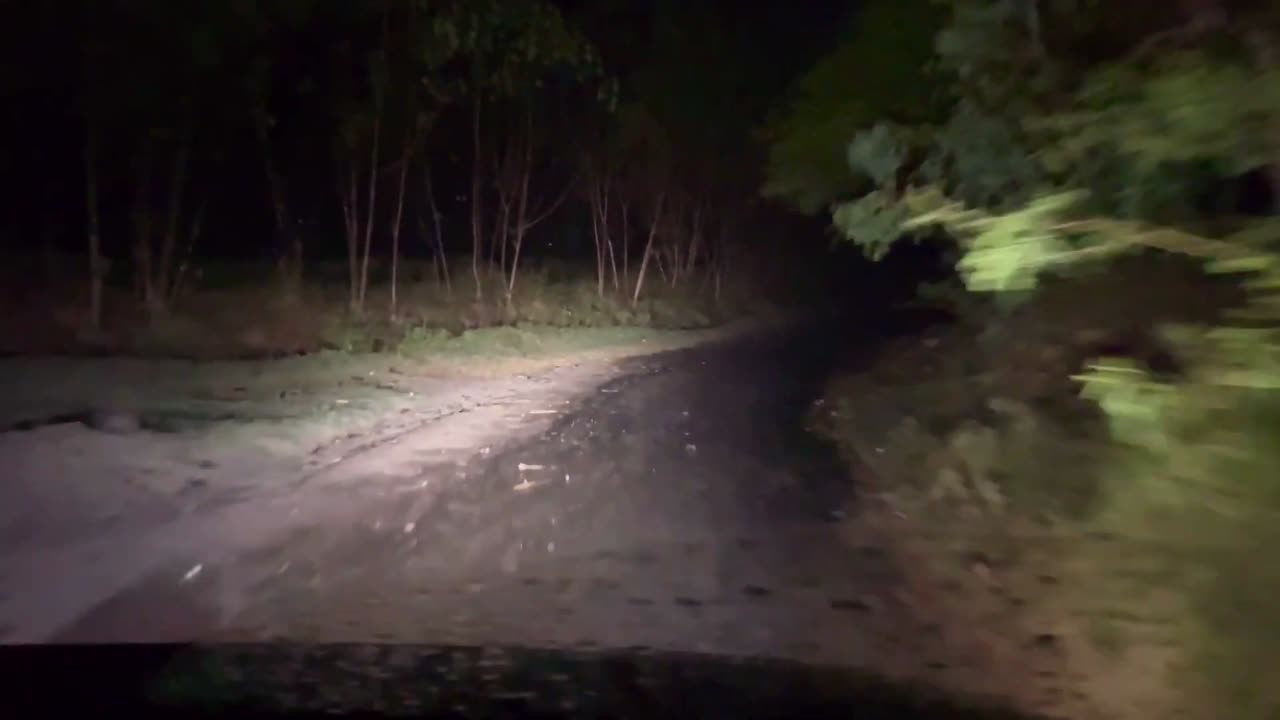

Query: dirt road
left=1, top=319, right=1082, bottom=716
left=0, top=339, right=685, bottom=641
left=202, top=326, right=914, bottom=663
left=26, top=323, right=879, bottom=650
left=5, top=321, right=904, bottom=654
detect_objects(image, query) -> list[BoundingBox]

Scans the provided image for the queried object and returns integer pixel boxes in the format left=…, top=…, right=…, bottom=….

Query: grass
left=0, top=255, right=788, bottom=361
left=826, top=386, right=1280, bottom=719
left=390, top=322, right=762, bottom=380
left=397, top=324, right=662, bottom=359
left=0, top=258, right=770, bottom=448
left=1087, top=616, right=1129, bottom=658
left=811, top=260, right=1279, bottom=719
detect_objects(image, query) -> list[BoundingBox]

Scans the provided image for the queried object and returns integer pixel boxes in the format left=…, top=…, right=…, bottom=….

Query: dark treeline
left=0, top=0, right=857, bottom=326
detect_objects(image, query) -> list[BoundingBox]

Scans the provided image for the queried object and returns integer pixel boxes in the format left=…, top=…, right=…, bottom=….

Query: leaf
left=1205, top=255, right=1273, bottom=275
left=847, top=124, right=906, bottom=187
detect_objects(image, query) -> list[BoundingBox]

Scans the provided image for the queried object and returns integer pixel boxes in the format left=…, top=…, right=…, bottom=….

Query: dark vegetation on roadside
left=0, top=252, right=802, bottom=359
left=769, top=1, right=1280, bottom=717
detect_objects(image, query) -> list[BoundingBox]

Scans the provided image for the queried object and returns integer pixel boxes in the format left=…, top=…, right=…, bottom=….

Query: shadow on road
left=9, top=643, right=1046, bottom=719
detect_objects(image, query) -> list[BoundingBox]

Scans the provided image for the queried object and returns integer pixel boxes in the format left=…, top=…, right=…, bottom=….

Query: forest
left=0, top=0, right=860, bottom=357
left=1, top=0, right=1278, bottom=717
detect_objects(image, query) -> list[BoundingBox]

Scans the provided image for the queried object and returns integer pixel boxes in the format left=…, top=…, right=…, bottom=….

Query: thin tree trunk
left=597, top=172, right=619, bottom=293
left=132, top=143, right=154, bottom=307
left=419, top=214, right=443, bottom=290
left=504, top=106, right=571, bottom=308
left=605, top=222, right=620, bottom=292
left=588, top=176, right=606, bottom=297
left=470, top=95, right=484, bottom=301
left=621, top=199, right=630, bottom=292
left=490, top=167, right=504, bottom=273
left=685, top=204, right=702, bottom=278
left=594, top=204, right=605, bottom=296
left=157, top=132, right=190, bottom=311
left=505, top=113, right=533, bottom=309
left=655, top=245, right=670, bottom=286
left=506, top=224, right=525, bottom=308
left=713, top=256, right=723, bottom=304
left=632, top=193, right=664, bottom=308
left=418, top=214, right=435, bottom=282
left=487, top=218, right=498, bottom=270
left=715, top=220, right=735, bottom=305
left=85, top=122, right=105, bottom=332
left=342, top=162, right=361, bottom=309
left=671, top=206, right=686, bottom=289
left=389, top=139, right=411, bottom=320
left=171, top=196, right=206, bottom=301
left=357, top=94, right=384, bottom=313
left=496, top=199, right=510, bottom=277
left=487, top=135, right=503, bottom=270
left=493, top=117, right=520, bottom=283
left=423, top=166, right=450, bottom=296
left=259, top=118, right=300, bottom=298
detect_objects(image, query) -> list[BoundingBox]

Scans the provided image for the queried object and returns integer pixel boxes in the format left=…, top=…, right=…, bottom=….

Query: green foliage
left=847, top=124, right=907, bottom=188
left=832, top=104, right=1044, bottom=257
left=933, top=102, right=1043, bottom=209
left=321, top=316, right=382, bottom=355
left=926, top=122, right=1280, bottom=720
left=1030, top=48, right=1280, bottom=221
left=1038, top=51, right=1280, bottom=176
left=434, top=0, right=605, bottom=99
left=932, top=0, right=1067, bottom=109
left=1076, top=358, right=1182, bottom=451
left=762, top=0, right=947, bottom=214
left=803, top=0, right=1280, bottom=711
left=1074, top=322, right=1280, bottom=715
left=612, top=0, right=811, bottom=219
left=935, top=194, right=1076, bottom=293
left=832, top=191, right=912, bottom=261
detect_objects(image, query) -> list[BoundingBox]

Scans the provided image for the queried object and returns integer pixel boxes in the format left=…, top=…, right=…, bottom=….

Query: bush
left=910, top=191, right=1280, bottom=716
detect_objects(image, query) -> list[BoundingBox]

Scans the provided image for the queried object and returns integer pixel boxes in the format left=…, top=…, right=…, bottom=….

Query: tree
left=491, top=94, right=576, bottom=309
left=794, top=0, right=1280, bottom=713
left=597, top=0, right=815, bottom=307
left=331, top=0, right=452, bottom=315
left=331, top=2, right=391, bottom=314
left=762, top=0, right=947, bottom=215
left=824, top=0, right=1280, bottom=262
left=419, top=164, right=451, bottom=296
left=80, top=4, right=109, bottom=333
left=437, top=0, right=605, bottom=301
left=106, top=1, right=242, bottom=317
left=241, top=0, right=321, bottom=303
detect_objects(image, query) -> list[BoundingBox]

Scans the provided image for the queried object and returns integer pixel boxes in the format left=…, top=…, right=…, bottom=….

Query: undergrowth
left=809, top=13, right=1280, bottom=713
left=2, top=258, right=779, bottom=360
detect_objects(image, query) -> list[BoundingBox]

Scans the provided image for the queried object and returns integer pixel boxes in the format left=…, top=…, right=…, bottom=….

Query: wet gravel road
left=33, top=321, right=1055, bottom=717
left=12, top=642, right=1035, bottom=719
left=204, top=324, right=915, bottom=659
